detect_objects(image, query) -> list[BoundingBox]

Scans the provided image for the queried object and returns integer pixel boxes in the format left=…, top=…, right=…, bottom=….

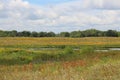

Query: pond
left=109, top=48, right=120, bottom=51
left=95, top=48, right=120, bottom=52
left=28, top=47, right=120, bottom=52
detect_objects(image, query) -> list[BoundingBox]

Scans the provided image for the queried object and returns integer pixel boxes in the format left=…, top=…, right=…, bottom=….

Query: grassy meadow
left=0, top=37, right=120, bottom=47
left=0, top=37, right=120, bottom=80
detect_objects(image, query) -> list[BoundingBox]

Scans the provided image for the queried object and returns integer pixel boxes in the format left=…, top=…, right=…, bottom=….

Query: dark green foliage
left=0, top=30, right=10, bottom=37
left=70, top=31, right=83, bottom=38
left=38, top=32, right=47, bottom=37
left=31, top=31, right=38, bottom=37
left=118, top=32, right=120, bottom=37
left=0, top=29, right=119, bottom=37
left=105, top=30, right=118, bottom=37
left=59, top=32, right=70, bottom=37
left=47, top=32, right=56, bottom=37
left=21, top=31, right=31, bottom=37
left=17, top=32, right=24, bottom=37
left=82, top=29, right=101, bottom=37
left=6, top=30, right=17, bottom=37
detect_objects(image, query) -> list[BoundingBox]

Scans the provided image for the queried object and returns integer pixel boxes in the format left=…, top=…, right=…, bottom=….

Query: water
left=95, top=48, right=120, bottom=52
left=95, top=50, right=109, bottom=52
left=29, top=47, right=120, bottom=52
left=109, top=48, right=120, bottom=51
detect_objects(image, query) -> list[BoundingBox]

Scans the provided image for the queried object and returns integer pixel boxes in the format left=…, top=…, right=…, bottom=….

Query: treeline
left=0, top=29, right=120, bottom=37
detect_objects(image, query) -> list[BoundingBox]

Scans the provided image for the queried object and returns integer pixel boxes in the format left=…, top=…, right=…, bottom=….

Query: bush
left=64, top=46, right=73, bottom=54
left=80, top=46, right=94, bottom=55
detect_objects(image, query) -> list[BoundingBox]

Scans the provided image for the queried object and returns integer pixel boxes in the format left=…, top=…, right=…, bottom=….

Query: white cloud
left=0, top=0, right=120, bottom=32
left=83, top=0, right=120, bottom=9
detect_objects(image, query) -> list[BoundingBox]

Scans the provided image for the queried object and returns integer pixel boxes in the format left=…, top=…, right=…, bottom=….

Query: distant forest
left=0, top=29, right=120, bottom=37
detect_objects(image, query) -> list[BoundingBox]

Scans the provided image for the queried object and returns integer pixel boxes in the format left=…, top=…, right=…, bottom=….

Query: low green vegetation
left=0, top=46, right=119, bottom=65
left=0, top=46, right=90, bottom=65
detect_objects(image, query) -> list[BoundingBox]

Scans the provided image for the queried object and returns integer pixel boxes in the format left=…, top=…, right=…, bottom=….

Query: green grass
left=0, top=46, right=90, bottom=65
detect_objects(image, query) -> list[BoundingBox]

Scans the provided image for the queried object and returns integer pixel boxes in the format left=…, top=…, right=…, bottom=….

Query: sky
left=27, top=0, right=74, bottom=5
left=0, top=0, right=120, bottom=32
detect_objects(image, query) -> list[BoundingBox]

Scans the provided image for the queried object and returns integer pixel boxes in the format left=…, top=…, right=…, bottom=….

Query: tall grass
left=0, top=37, right=120, bottom=48
left=0, top=51, right=120, bottom=80
left=0, top=37, right=120, bottom=80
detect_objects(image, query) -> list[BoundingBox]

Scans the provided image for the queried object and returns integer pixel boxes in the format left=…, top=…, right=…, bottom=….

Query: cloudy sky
left=0, top=0, right=120, bottom=32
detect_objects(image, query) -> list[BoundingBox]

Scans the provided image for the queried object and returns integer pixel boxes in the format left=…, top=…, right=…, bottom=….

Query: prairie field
left=0, top=37, right=120, bottom=80
left=0, top=37, right=120, bottom=46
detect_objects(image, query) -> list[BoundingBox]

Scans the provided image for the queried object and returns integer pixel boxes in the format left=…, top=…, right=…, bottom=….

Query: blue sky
left=27, top=0, right=74, bottom=5
left=0, top=0, right=120, bottom=32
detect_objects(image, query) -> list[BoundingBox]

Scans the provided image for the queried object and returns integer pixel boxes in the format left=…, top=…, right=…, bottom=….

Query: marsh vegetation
left=0, top=37, right=120, bottom=80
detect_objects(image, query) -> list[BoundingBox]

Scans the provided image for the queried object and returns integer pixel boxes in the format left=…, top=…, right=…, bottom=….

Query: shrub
left=64, top=46, right=73, bottom=54
left=80, top=46, right=94, bottom=55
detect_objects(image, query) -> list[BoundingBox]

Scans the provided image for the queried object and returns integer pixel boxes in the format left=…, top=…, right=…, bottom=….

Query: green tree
left=31, top=31, right=38, bottom=37
left=118, top=32, right=120, bottom=37
left=59, top=32, right=70, bottom=37
left=38, top=32, right=47, bottom=37
left=4, top=30, right=18, bottom=37
left=17, top=31, right=31, bottom=37
left=10, top=30, right=17, bottom=37
left=47, top=32, right=56, bottom=37
left=70, top=31, right=82, bottom=38
left=83, top=29, right=100, bottom=37
left=105, top=30, right=118, bottom=37
left=0, top=30, right=6, bottom=37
